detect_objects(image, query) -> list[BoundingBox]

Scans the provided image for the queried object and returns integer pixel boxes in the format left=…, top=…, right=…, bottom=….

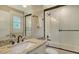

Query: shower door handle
left=59, top=29, right=79, bottom=32
left=59, top=29, right=62, bottom=32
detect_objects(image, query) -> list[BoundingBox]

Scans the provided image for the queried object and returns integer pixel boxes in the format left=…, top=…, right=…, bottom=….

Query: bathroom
left=0, top=5, right=79, bottom=54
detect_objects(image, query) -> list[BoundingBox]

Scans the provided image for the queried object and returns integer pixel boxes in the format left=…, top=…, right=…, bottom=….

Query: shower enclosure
left=44, top=5, right=79, bottom=53
left=25, top=14, right=32, bottom=38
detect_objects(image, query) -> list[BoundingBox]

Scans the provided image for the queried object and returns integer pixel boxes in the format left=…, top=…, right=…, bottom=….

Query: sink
left=7, top=41, right=36, bottom=53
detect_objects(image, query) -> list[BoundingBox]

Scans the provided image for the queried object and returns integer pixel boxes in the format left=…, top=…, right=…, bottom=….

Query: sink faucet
left=10, top=40, right=15, bottom=45
left=10, top=34, right=16, bottom=45
left=17, top=35, right=22, bottom=43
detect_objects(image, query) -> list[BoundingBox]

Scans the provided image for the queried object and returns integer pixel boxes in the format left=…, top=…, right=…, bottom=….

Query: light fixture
left=22, top=5, right=27, bottom=8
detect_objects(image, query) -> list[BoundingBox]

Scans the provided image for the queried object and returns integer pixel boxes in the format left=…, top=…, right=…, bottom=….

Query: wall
left=0, top=6, right=24, bottom=44
left=10, top=8, right=24, bottom=34
left=8, top=5, right=25, bottom=12
left=43, top=5, right=56, bottom=9
left=24, top=5, right=32, bottom=15
left=31, top=5, right=44, bottom=38
left=24, top=5, right=44, bottom=38
left=31, top=5, right=56, bottom=38
left=24, top=5, right=57, bottom=39
left=0, top=9, right=11, bottom=41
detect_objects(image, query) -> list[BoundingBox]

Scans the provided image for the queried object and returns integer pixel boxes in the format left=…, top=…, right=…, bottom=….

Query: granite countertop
left=0, top=38, right=46, bottom=54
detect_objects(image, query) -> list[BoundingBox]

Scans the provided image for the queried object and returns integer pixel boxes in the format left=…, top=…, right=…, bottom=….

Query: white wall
left=0, top=10, right=11, bottom=41
left=31, top=5, right=56, bottom=38
left=8, top=5, right=24, bottom=12
left=32, top=6, right=44, bottom=38
left=24, top=5, right=44, bottom=38
left=24, top=5, right=32, bottom=15
left=10, top=9, right=24, bottom=34
left=24, top=5, right=57, bottom=38
left=43, top=5, right=56, bottom=9
left=0, top=6, right=24, bottom=41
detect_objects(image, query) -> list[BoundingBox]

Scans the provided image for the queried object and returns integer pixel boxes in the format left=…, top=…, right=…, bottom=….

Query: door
left=45, top=6, right=79, bottom=52
left=45, top=9, right=60, bottom=46
left=25, top=15, right=32, bottom=38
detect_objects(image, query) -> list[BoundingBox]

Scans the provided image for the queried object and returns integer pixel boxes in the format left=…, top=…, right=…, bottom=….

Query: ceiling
left=7, top=5, right=26, bottom=12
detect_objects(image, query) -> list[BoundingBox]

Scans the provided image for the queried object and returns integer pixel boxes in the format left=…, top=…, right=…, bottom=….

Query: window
left=13, top=16, right=21, bottom=32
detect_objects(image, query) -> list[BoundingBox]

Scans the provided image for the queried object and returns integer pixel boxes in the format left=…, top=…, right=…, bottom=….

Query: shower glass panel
left=25, top=16, right=32, bottom=38
left=45, top=5, right=79, bottom=52
left=45, top=9, right=60, bottom=45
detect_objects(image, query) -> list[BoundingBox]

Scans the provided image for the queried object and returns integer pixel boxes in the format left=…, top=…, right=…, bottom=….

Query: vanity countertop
left=0, top=38, right=46, bottom=54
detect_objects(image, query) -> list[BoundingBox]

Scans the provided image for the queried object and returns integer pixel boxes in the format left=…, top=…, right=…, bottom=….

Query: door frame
left=25, top=14, right=32, bottom=36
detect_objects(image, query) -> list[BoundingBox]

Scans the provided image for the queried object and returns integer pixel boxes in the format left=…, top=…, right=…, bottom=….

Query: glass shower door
left=45, top=9, right=60, bottom=46
left=25, top=16, right=32, bottom=38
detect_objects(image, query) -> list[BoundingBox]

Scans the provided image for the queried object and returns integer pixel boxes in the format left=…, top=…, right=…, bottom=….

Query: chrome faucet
left=10, top=40, right=15, bottom=45
left=10, top=34, right=16, bottom=45
left=17, top=35, right=22, bottom=43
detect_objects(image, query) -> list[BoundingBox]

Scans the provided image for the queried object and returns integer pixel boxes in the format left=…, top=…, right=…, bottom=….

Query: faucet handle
left=9, top=40, right=15, bottom=45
